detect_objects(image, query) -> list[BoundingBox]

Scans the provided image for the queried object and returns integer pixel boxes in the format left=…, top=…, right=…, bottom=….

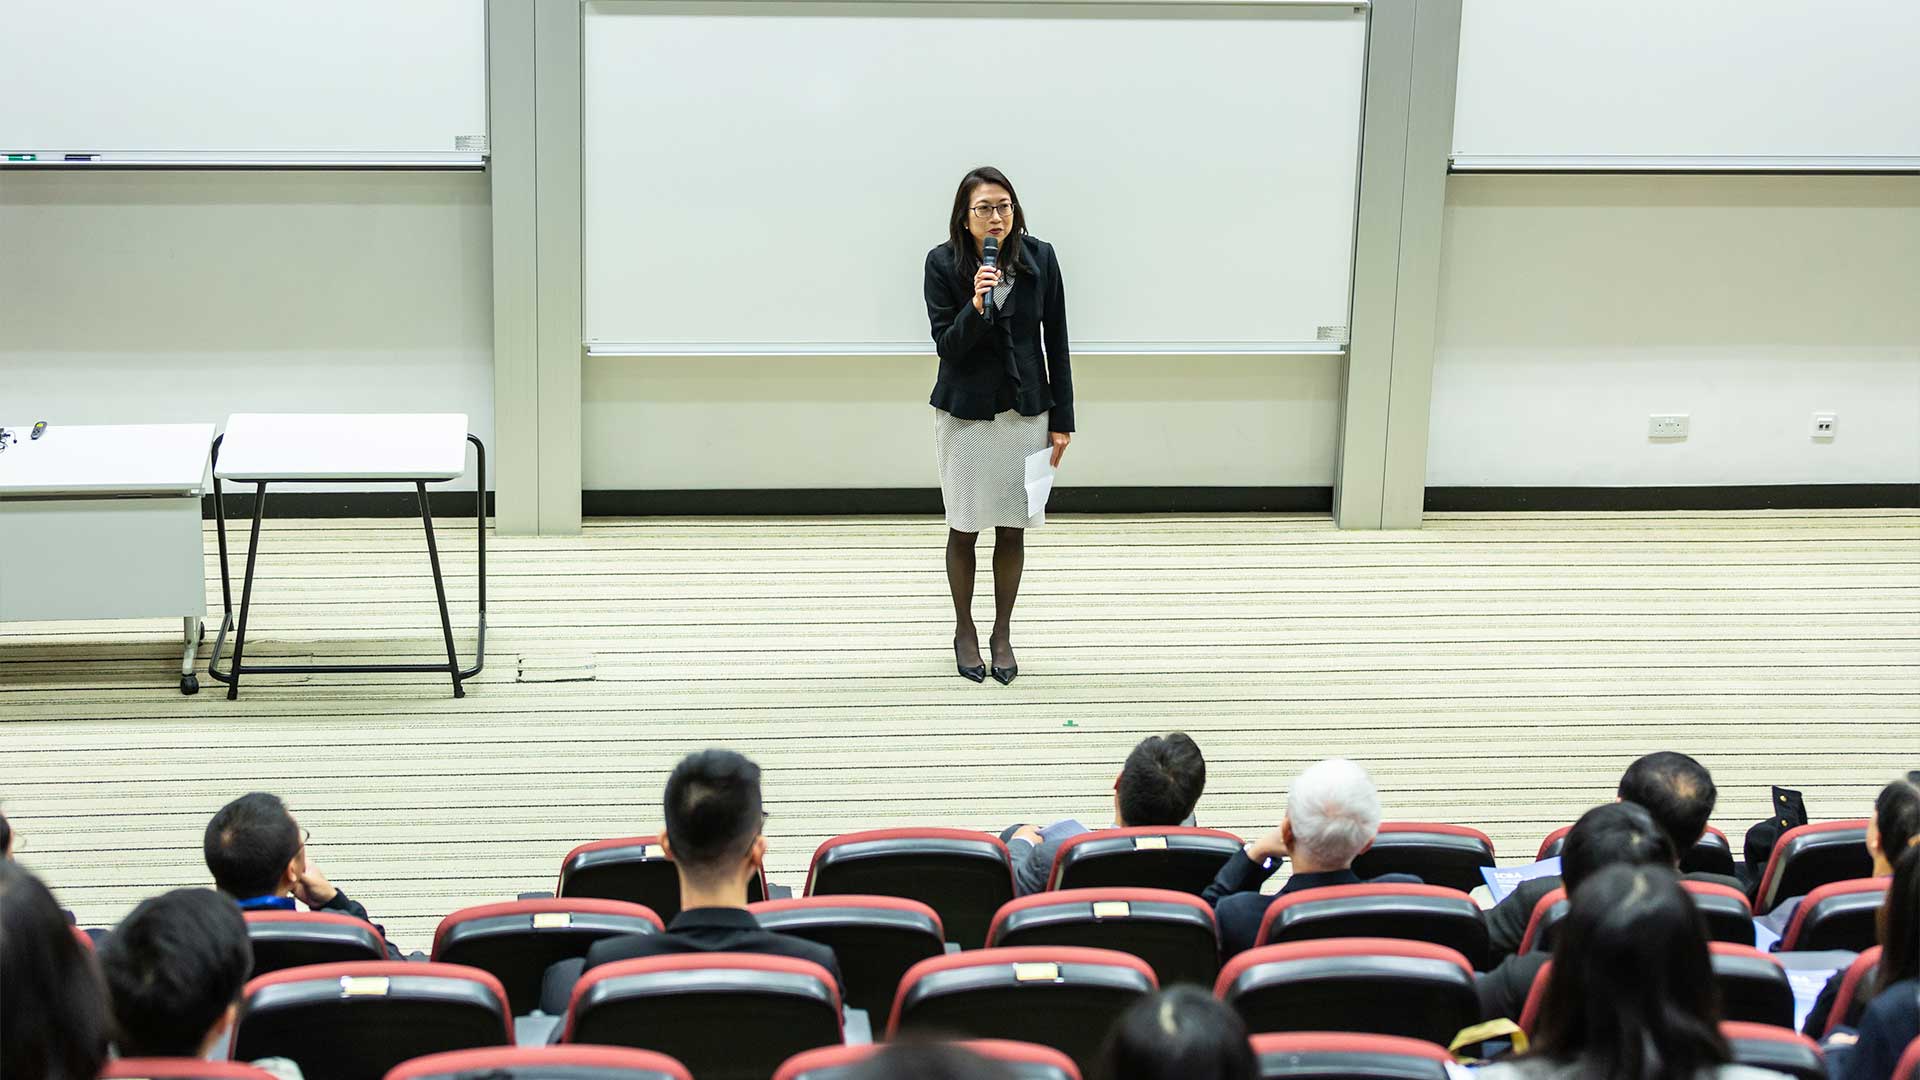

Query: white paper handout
left=1024, top=445, right=1057, bottom=518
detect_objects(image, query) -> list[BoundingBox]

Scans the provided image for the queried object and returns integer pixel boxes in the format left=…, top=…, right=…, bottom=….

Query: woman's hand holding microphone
left=971, top=263, right=1000, bottom=314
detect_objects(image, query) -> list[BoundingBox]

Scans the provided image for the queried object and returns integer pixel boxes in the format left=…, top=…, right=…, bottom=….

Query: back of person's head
left=1561, top=801, right=1678, bottom=893
left=1, top=808, right=12, bottom=858
left=1116, top=733, right=1207, bottom=827
left=1616, top=751, right=1717, bottom=854
left=663, top=749, right=764, bottom=886
left=840, top=1042, right=1015, bottom=1080
left=204, top=792, right=300, bottom=899
left=1873, top=843, right=1920, bottom=996
left=1533, top=863, right=1728, bottom=1080
left=1285, top=758, right=1381, bottom=868
left=1096, top=985, right=1257, bottom=1080
left=0, top=861, right=112, bottom=1080
left=1872, top=771, right=1920, bottom=867
left=99, top=888, right=253, bottom=1057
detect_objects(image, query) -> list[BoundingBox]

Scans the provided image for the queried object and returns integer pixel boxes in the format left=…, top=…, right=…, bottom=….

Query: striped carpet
left=1, top=509, right=1914, bottom=950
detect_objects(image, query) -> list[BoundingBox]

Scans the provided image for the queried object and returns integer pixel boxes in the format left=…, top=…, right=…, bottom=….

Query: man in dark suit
left=540, top=749, right=841, bottom=1015
left=1202, top=758, right=1420, bottom=958
left=1483, top=751, right=1743, bottom=965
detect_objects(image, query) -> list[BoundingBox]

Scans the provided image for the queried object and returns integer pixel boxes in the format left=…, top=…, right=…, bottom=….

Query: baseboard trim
left=195, top=484, right=1917, bottom=519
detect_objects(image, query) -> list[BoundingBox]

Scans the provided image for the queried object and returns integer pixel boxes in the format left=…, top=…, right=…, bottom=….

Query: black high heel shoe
left=955, top=636, right=987, bottom=683
left=989, top=636, right=1017, bottom=685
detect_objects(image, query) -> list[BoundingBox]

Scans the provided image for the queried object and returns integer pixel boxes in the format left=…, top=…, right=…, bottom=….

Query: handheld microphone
left=981, top=235, right=1000, bottom=316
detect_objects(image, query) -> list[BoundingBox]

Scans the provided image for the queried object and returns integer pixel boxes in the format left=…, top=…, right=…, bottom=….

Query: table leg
left=228, top=482, right=267, bottom=700
left=180, top=616, right=202, bottom=695
left=418, top=481, right=464, bottom=698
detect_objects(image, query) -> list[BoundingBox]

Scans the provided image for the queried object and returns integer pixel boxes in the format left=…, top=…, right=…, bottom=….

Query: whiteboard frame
left=1451, top=155, right=1920, bottom=175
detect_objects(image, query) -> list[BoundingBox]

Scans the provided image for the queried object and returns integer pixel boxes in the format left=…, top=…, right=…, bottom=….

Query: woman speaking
left=923, top=166, right=1074, bottom=685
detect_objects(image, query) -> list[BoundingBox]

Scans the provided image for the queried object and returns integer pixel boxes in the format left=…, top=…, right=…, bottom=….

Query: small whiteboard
left=0, top=0, right=488, bottom=166
left=583, top=1, right=1368, bottom=355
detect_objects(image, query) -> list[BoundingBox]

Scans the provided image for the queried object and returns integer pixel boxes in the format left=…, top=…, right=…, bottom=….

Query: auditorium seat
left=1894, top=1034, right=1920, bottom=1080
left=1710, top=943, right=1796, bottom=1029
left=562, top=954, right=841, bottom=1080
left=1720, top=1022, right=1828, bottom=1080
left=1518, top=887, right=1570, bottom=954
left=1248, top=1032, right=1453, bottom=1080
left=557, top=835, right=767, bottom=921
left=104, top=1062, right=282, bottom=1080
left=986, top=887, right=1220, bottom=987
left=1214, top=939, right=1478, bottom=1046
left=1351, top=823, right=1496, bottom=894
left=1047, top=826, right=1244, bottom=895
left=230, top=961, right=511, bottom=1080
left=384, top=1046, right=694, bottom=1080
left=72, top=925, right=94, bottom=950
left=1681, top=880, right=1759, bottom=946
left=1777, top=878, right=1889, bottom=952
left=1821, top=946, right=1882, bottom=1037
left=887, top=946, right=1157, bottom=1073
left=772, top=1040, right=1081, bottom=1080
left=244, top=910, right=388, bottom=976
left=1754, top=820, right=1872, bottom=914
left=1517, top=960, right=1552, bottom=1037
left=805, top=828, right=1014, bottom=950
left=430, top=898, right=665, bottom=1016
left=749, top=894, right=947, bottom=1017
left=1536, top=823, right=1737, bottom=878
left=1254, top=883, right=1490, bottom=971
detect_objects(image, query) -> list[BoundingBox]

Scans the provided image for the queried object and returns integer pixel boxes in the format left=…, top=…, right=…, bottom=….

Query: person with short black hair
left=1094, top=986, right=1257, bottom=1080
left=203, top=792, right=400, bottom=958
left=1485, top=751, right=1740, bottom=964
left=539, top=750, right=842, bottom=1015
left=1003, top=733, right=1208, bottom=895
left=1, top=806, right=13, bottom=859
left=1475, top=801, right=1677, bottom=1022
left=1477, top=864, right=1776, bottom=1080
left=98, top=888, right=253, bottom=1058
left=0, top=860, right=112, bottom=1080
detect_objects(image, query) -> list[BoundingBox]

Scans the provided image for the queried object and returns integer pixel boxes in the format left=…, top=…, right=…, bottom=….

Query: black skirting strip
left=1423, top=484, right=1919, bottom=513
left=582, top=487, right=1335, bottom=516
left=201, top=491, right=494, bottom=519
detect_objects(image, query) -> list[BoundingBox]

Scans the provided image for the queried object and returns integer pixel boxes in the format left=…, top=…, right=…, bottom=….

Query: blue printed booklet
left=1481, top=857, right=1562, bottom=903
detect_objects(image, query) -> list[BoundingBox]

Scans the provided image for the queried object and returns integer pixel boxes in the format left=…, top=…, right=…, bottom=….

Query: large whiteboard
left=1453, top=0, right=1920, bottom=171
left=583, top=1, right=1368, bottom=355
left=0, top=0, right=487, bottom=166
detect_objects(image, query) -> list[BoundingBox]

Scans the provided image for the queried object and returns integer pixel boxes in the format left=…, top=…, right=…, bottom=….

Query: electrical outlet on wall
left=1649, top=414, right=1689, bottom=439
left=1811, top=413, right=1837, bottom=440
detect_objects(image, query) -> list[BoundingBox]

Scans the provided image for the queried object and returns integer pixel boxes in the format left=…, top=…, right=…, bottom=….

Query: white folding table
left=0, top=422, right=216, bottom=694
left=206, top=413, right=486, bottom=699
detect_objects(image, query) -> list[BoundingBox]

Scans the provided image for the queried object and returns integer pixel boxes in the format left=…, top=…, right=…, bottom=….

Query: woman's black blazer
left=923, top=235, right=1075, bottom=432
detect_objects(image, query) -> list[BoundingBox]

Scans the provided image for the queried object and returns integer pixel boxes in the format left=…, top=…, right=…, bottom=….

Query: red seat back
left=383, top=1046, right=694, bottom=1080
left=772, top=1040, right=1081, bottom=1080
left=557, top=835, right=767, bottom=920
left=1536, top=824, right=1735, bottom=877
left=1895, top=1034, right=1920, bottom=1080
left=231, top=961, right=511, bottom=1080
left=1255, top=883, right=1490, bottom=970
left=1681, top=880, right=1758, bottom=946
left=1822, top=946, right=1882, bottom=1037
left=1719, top=1022, right=1828, bottom=1080
left=1755, top=820, right=1872, bottom=913
left=1518, top=887, right=1569, bottom=955
left=1047, top=827, right=1244, bottom=895
left=805, top=828, right=1013, bottom=950
left=103, top=1062, right=281, bottom=1080
left=244, top=910, right=387, bottom=976
left=1249, top=1032, right=1454, bottom=1079
left=1215, top=939, right=1478, bottom=1047
left=987, top=887, right=1220, bottom=987
left=1710, top=943, right=1795, bottom=1029
left=430, top=898, right=664, bottom=1015
left=1518, top=959, right=1552, bottom=1036
left=1778, top=878, right=1888, bottom=952
left=1351, top=823, right=1496, bottom=895
left=749, top=894, right=947, bottom=1017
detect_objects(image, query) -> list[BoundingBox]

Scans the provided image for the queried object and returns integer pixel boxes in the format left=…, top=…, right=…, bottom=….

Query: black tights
left=947, top=527, right=1024, bottom=668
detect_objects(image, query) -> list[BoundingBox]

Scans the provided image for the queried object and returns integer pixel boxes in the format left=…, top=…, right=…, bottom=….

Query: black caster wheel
left=181, top=674, right=200, bottom=696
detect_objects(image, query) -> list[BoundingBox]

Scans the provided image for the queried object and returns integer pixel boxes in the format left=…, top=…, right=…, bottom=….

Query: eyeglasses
left=299, top=828, right=311, bottom=848
left=970, top=202, right=1015, bottom=219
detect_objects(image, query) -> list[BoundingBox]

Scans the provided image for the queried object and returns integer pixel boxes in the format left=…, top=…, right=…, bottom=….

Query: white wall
left=1430, top=175, right=1920, bottom=487
left=582, top=354, right=1342, bottom=490
left=0, top=171, right=494, bottom=492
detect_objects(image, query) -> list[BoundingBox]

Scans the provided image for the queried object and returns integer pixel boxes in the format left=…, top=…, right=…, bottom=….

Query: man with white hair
left=1201, top=758, right=1417, bottom=957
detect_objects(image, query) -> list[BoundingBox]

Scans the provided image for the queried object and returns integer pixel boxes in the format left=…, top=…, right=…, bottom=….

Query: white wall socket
left=1649, top=413, right=1690, bottom=439
left=1811, top=412, right=1837, bottom=439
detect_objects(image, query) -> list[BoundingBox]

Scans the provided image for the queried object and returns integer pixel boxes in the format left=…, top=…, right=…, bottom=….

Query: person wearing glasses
left=924, top=166, right=1074, bottom=685
left=202, top=791, right=402, bottom=958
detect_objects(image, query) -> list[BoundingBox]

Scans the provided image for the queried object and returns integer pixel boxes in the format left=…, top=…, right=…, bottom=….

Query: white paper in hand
left=1024, top=445, right=1056, bottom=519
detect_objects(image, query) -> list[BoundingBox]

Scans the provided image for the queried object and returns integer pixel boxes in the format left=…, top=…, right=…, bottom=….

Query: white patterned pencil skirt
left=934, top=407, right=1050, bottom=533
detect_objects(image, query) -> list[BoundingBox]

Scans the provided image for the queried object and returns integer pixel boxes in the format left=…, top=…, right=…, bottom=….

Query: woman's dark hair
left=0, top=861, right=112, bottom=1080
left=1873, top=771, right=1920, bottom=864
left=204, top=792, right=301, bottom=899
left=946, top=166, right=1032, bottom=283
left=1095, top=986, right=1258, bottom=1080
left=1117, top=733, right=1208, bottom=828
left=1870, top=843, right=1920, bottom=999
left=1530, top=864, right=1729, bottom=1080
left=99, top=888, right=253, bottom=1056
left=1561, top=801, right=1677, bottom=894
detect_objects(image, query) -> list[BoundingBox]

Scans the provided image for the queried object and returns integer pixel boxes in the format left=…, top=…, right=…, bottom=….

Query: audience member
left=539, top=749, right=842, bottom=1014
left=1094, top=986, right=1257, bottom=1080
left=1762, top=771, right=1920, bottom=945
left=98, top=888, right=253, bottom=1058
left=1, top=806, right=12, bottom=858
left=1822, top=844, right=1920, bottom=1080
left=1486, top=751, right=1736, bottom=963
left=0, top=860, right=111, bottom=1080
left=1476, top=864, right=1775, bottom=1080
left=1475, top=801, right=1676, bottom=1022
left=1201, top=757, right=1417, bottom=957
left=203, top=792, right=401, bottom=958
left=839, top=1042, right=1014, bottom=1080
left=1003, top=733, right=1208, bottom=895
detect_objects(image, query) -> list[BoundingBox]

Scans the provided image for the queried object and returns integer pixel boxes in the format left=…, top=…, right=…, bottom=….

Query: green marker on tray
left=5, top=154, right=37, bottom=161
